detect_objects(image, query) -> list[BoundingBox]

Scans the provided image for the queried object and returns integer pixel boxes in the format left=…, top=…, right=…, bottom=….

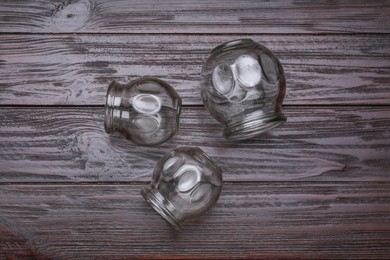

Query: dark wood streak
left=0, top=0, right=389, bottom=33
left=0, top=183, right=389, bottom=259
left=1, top=34, right=389, bottom=105
left=0, top=107, right=388, bottom=183
left=0, top=223, right=41, bottom=259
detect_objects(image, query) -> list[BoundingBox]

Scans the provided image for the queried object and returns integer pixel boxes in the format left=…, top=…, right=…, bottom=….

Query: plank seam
left=0, top=104, right=389, bottom=108
left=1, top=181, right=389, bottom=186
left=1, top=32, right=390, bottom=36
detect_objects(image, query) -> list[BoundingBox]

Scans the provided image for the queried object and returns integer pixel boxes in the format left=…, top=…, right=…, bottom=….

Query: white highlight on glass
left=132, top=94, right=162, bottom=115
left=132, top=114, right=161, bottom=133
left=191, top=183, right=212, bottom=203
left=234, top=55, right=262, bottom=88
left=175, top=165, right=201, bottom=192
left=212, top=63, right=234, bottom=95
left=163, top=156, right=185, bottom=176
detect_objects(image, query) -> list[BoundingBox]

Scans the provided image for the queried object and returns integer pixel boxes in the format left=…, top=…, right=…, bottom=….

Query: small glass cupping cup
left=141, top=147, right=223, bottom=229
left=201, top=38, right=287, bottom=141
left=104, top=77, right=182, bottom=146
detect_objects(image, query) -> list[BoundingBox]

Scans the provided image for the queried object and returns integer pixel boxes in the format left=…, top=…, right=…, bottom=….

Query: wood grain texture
left=0, top=107, right=388, bottom=183
left=0, top=225, right=41, bottom=260
left=0, top=183, right=389, bottom=259
left=0, top=0, right=389, bottom=34
left=1, top=34, right=390, bottom=106
left=1, top=0, right=389, bottom=259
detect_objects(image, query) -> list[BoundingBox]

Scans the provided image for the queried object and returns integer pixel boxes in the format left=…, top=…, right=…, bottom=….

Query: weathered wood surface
left=1, top=34, right=390, bottom=106
left=0, top=107, right=389, bottom=183
left=1, top=0, right=389, bottom=34
left=1, top=183, right=389, bottom=259
left=1, top=0, right=389, bottom=258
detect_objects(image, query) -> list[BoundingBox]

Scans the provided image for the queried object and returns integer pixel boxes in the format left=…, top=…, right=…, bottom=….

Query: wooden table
left=1, top=1, right=389, bottom=259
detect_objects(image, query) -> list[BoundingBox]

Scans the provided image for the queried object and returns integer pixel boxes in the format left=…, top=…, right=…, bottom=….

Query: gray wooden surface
left=0, top=1, right=390, bottom=259
left=1, top=35, right=389, bottom=106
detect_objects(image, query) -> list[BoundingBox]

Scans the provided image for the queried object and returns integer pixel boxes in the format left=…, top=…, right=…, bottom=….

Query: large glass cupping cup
left=104, top=77, right=182, bottom=146
left=141, top=147, right=223, bottom=229
left=201, top=39, right=287, bottom=141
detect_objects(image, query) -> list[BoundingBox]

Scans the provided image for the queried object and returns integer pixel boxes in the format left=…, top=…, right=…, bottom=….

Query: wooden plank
left=0, top=107, right=389, bottom=183
left=0, top=0, right=389, bottom=34
left=0, top=224, right=41, bottom=259
left=1, top=183, right=389, bottom=258
left=1, top=34, right=389, bottom=106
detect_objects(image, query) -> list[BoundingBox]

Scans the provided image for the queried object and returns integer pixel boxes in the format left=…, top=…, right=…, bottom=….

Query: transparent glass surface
left=141, top=147, right=223, bottom=229
left=104, top=77, right=181, bottom=146
left=201, top=39, right=287, bottom=140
